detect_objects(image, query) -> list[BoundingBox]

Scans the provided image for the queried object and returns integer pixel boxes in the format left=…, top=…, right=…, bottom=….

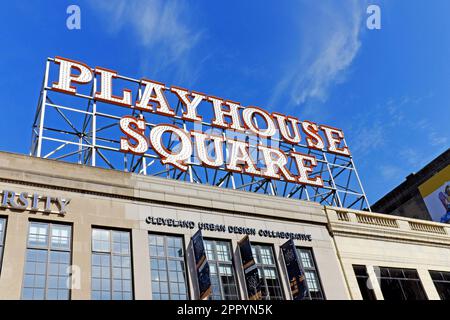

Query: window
left=0, top=218, right=6, bottom=273
left=377, top=267, right=427, bottom=300
left=91, top=228, right=133, bottom=300
left=429, top=270, right=450, bottom=300
left=296, top=248, right=325, bottom=300
left=149, top=234, right=188, bottom=300
left=204, top=239, right=239, bottom=300
left=252, top=244, right=284, bottom=300
left=353, top=265, right=376, bottom=300
left=22, top=222, right=72, bottom=300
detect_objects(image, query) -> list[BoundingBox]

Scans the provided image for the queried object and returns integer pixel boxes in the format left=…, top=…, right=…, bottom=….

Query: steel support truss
left=30, top=58, right=371, bottom=211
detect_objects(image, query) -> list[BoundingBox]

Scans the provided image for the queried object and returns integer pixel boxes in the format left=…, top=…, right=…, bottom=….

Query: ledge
left=326, top=206, right=450, bottom=246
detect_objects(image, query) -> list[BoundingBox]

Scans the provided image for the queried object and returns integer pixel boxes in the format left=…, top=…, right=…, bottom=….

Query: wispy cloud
left=409, top=115, right=447, bottom=148
left=379, top=164, right=404, bottom=181
left=348, top=95, right=428, bottom=159
left=90, top=0, right=203, bottom=84
left=270, top=0, right=365, bottom=108
left=350, top=122, right=385, bottom=157
left=347, top=93, right=443, bottom=185
left=428, top=131, right=448, bottom=147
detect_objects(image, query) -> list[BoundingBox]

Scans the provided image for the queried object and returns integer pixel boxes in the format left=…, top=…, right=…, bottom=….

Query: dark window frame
left=377, top=266, right=428, bottom=300
left=0, top=216, right=7, bottom=275
left=22, top=220, right=73, bottom=300
left=296, top=246, right=326, bottom=300
left=148, top=232, right=189, bottom=300
left=352, top=264, right=377, bottom=300
left=251, top=242, right=285, bottom=300
left=429, top=270, right=450, bottom=300
left=91, top=226, right=134, bottom=300
left=204, top=238, right=240, bottom=300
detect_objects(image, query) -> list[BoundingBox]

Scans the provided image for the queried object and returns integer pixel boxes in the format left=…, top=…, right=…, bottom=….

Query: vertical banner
left=238, top=235, right=262, bottom=300
left=281, top=238, right=309, bottom=300
left=191, top=230, right=211, bottom=300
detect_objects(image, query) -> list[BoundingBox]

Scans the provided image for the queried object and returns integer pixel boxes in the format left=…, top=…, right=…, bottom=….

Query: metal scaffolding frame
left=30, top=57, right=371, bottom=211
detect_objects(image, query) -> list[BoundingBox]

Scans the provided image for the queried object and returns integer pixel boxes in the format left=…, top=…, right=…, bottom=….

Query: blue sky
left=0, top=0, right=448, bottom=205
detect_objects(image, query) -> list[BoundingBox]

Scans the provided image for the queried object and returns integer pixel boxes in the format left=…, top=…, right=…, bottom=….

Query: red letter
left=149, top=124, right=192, bottom=171
left=135, top=79, right=175, bottom=116
left=225, top=139, right=259, bottom=175
left=209, top=97, right=245, bottom=131
left=242, top=107, right=277, bottom=138
left=320, top=125, right=350, bottom=156
left=290, top=152, right=323, bottom=187
left=95, top=67, right=132, bottom=107
left=191, top=131, right=224, bottom=167
left=171, top=87, right=206, bottom=122
left=301, top=121, right=325, bottom=150
left=119, top=116, right=148, bottom=154
left=52, top=56, right=93, bottom=94
left=272, top=113, right=301, bottom=144
left=259, top=145, right=296, bottom=182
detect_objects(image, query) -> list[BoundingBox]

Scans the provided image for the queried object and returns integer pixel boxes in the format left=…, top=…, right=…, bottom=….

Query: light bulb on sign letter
left=95, top=67, right=132, bottom=107
left=259, top=145, right=296, bottom=182
left=301, top=121, right=325, bottom=150
left=210, top=97, right=245, bottom=131
left=149, top=124, right=193, bottom=171
left=119, top=116, right=148, bottom=154
left=191, top=131, right=225, bottom=167
left=171, top=87, right=205, bottom=122
left=52, top=57, right=93, bottom=94
left=272, top=113, right=301, bottom=144
left=225, top=139, right=260, bottom=175
left=320, top=125, right=351, bottom=156
left=242, top=107, right=277, bottom=138
left=290, top=152, right=324, bottom=187
left=135, top=79, right=175, bottom=116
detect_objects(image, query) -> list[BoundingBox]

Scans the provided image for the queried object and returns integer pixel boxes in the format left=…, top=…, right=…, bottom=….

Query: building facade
left=327, top=207, right=450, bottom=300
left=1, top=151, right=450, bottom=300
left=372, top=148, right=449, bottom=222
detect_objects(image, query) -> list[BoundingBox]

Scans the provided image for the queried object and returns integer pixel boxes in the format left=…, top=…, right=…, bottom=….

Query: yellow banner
left=418, top=165, right=450, bottom=198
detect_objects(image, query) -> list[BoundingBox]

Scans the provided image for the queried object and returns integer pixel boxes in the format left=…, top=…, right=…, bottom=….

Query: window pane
left=0, top=218, right=6, bottom=271
left=429, top=270, right=450, bottom=300
left=378, top=267, right=427, bottom=300
left=299, top=251, right=313, bottom=268
left=297, top=248, right=324, bottom=300
left=0, top=218, right=5, bottom=245
left=353, top=265, right=368, bottom=277
left=352, top=265, right=376, bottom=300
left=429, top=271, right=443, bottom=281
left=205, top=240, right=238, bottom=300
left=380, top=278, right=404, bottom=300
left=402, top=280, right=427, bottom=300
left=92, top=229, right=133, bottom=300
left=253, top=245, right=283, bottom=300
left=92, top=229, right=110, bottom=252
left=28, top=222, right=48, bottom=247
left=149, top=234, right=188, bottom=300
left=51, top=224, right=71, bottom=250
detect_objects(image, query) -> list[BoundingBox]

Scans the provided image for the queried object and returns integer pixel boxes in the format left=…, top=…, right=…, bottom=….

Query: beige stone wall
left=0, top=152, right=349, bottom=300
left=3, top=152, right=449, bottom=301
left=326, top=207, right=450, bottom=300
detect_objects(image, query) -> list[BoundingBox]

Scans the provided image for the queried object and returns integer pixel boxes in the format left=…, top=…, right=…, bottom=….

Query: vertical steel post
left=323, top=152, right=343, bottom=207
left=36, top=60, right=50, bottom=158
left=91, top=75, right=97, bottom=167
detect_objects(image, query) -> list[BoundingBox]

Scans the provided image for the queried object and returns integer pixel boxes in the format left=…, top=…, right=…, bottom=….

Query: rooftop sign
left=50, top=56, right=352, bottom=188
left=30, top=56, right=370, bottom=210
